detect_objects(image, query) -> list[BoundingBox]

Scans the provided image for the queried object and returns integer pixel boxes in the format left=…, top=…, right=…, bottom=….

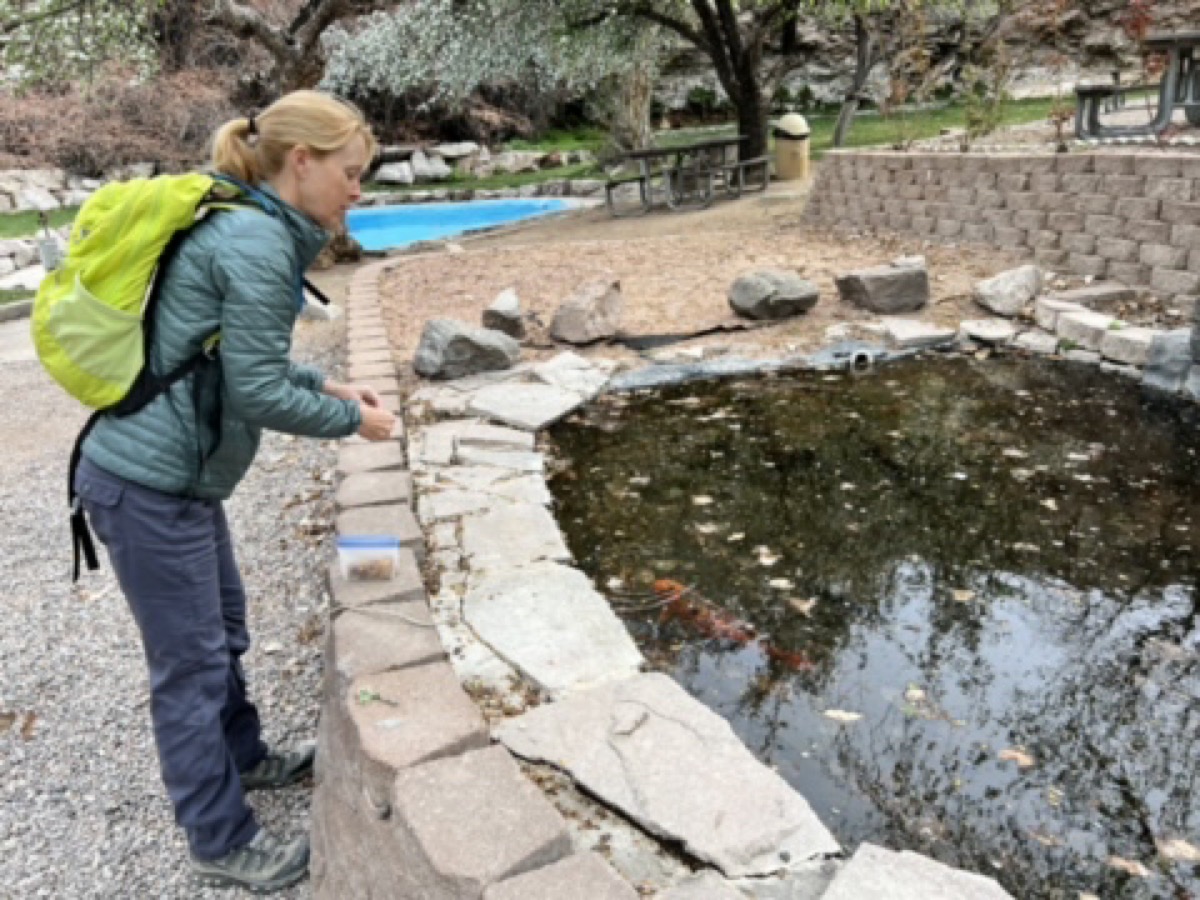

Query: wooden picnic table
left=1075, top=30, right=1200, bottom=140
left=605, top=135, right=770, bottom=217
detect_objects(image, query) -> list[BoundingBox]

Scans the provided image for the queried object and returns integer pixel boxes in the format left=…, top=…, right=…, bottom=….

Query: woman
left=73, top=91, right=395, bottom=892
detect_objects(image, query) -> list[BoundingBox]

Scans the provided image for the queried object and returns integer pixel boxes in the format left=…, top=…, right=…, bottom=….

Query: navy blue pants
left=75, top=456, right=267, bottom=860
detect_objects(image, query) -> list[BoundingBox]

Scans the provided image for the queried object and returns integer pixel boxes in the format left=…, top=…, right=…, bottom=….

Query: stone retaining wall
left=804, top=150, right=1200, bottom=316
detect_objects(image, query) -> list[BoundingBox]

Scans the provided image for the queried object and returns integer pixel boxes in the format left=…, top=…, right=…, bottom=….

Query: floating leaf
left=1002, top=448, right=1028, bottom=459
left=904, top=686, right=926, bottom=703
left=951, top=589, right=976, bottom=604
left=727, top=533, right=745, bottom=543
left=1041, top=498, right=1058, bottom=511
left=692, top=495, right=714, bottom=506
left=823, top=709, right=863, bottom=723
left=789, top=597, right=817, bottom=616
left=1158, top=838, right=1200, bottom=863
left=999, top=748, right=1036, bottom=769
left=694, top=522, right=719, bottom=535
left=768, top=578, right=794, bottom=590
left=1106, top=856, right=1151, bottom=878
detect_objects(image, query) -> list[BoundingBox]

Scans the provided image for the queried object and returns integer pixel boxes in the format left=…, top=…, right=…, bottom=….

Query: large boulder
left=550, top=279, right=622, bottom=345
left=728, top=269, right=819, bottom=320
left=974, top=265, right=1043, bottom=317
left=375, top=162, right=414, bottom=185
left=835, top=262, right=929, bottom=314
left=413, top=319, right=521, bottom=380
left=490, top=151, right=545, bottom=175
left=433, top=142, right=480, bottom=160
left=1143, top=328, right=1194, bottom=393
left=483, top=288, right=526, bottom=340
left=410, top=150, right=453, bottom=183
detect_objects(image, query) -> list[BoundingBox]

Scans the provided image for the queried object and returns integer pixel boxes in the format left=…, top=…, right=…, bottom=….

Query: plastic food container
left=337, top=536, right=401, bottom=581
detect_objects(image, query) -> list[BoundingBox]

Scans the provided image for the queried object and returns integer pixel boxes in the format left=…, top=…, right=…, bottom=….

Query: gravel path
left=0, top=314, right=348, bottom=899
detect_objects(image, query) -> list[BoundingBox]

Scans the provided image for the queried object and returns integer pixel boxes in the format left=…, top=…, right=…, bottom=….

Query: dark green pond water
left=546, top=357, right=1200, bottom=900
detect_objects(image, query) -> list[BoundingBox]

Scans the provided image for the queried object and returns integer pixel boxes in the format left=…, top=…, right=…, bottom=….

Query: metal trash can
left=773, top=113, right=811, bottom=182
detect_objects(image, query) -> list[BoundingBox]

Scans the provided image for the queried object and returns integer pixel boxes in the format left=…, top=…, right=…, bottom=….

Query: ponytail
left=209, top=91, right=376, bottom=187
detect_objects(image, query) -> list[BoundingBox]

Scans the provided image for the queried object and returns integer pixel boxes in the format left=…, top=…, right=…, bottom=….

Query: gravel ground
left=0, top=314, right=349, bottom=899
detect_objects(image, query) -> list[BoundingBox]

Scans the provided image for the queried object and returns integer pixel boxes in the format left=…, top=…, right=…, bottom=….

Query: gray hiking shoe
left=240, top=741, right=315, bottom=792
left=190, top=830, right=309, bottom=893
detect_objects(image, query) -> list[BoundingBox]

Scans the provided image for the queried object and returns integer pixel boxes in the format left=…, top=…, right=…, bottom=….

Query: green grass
left=0, top=287, right=35, bottom=305
left=655, top=97, right=1062, bottom=160
left=504, top=127, right=607, bottom=153
left=0, top=207, right=78, bottom=240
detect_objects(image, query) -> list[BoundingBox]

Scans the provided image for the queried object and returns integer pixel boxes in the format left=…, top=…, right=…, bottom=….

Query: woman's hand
left=325, top=379, right=381, bottom=408
left=357, top=403, right=397, bottom=441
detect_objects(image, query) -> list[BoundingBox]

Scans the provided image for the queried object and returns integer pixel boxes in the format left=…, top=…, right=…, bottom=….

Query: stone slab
left=821, top=843, right=1013, bottom=900
left=496, top=672, right=840, bottom=877
left=327, top=600, right=443, bottom=681
left=531, top=352, right=610, bottom=400
left=454, top=445, right=544, bottom=473
left=336, top=471, right=413, bottom=510
left=881, top=318, right=957, bottom=350
left=1034, top=297, right=1085, bottom=332
left=435, top=467, right=553, bottom=506
left=960, top=318, right=1017, bottom=344
left=336, top=504, right=424, bottom=560
left=419, top=420, right=535, bottom=466
left=418, top=489, right=496, bottom=523
left=461, top=503, right=571, bottom=567
left=348, top=664, right=488, bottom=783
left=391, top=746, right=573, bottom=895
left=336, top=441, right=406, bottom=478
left=483, top=853, right=638, bottom=900
left=467, top=382, right=584, bottom=431
left=1048, top=282, right=1136, bottom=312
left=328, top=554, right=425, bottom=609
left=835, top=264, right=929, bottom=314
left=1013, top=331, right=1059, bottom=355
left=347, top=362, right=398, bottom=382
left=346, top=348, right=395, bottom=367
left=659, top=871, right=748, bottom=899
left=464, top=562, right=642, bottom=696
left=1099, top=326, right=1158, bottom=366
left=1056, top=310, right=1119, bottom=351
left=1143, top=328, right=1194, bottom=392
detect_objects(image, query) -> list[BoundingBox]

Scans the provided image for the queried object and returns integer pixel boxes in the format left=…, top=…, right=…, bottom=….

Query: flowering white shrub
left=1, top=0, right=160, bottom=87
left=320, top=0, right=648, bottom=111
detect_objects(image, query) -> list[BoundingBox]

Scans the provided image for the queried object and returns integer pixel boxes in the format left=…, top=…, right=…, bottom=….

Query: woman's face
left=291, top=135, right=370, bottom=230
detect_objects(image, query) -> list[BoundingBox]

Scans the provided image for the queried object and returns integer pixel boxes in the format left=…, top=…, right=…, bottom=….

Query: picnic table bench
left=605, top=136, right=770, bottom=217
left=1075, top=30, right=1200, bottom=140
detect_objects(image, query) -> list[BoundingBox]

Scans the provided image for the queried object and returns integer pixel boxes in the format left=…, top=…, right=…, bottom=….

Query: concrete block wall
left=804, top=150, right=1200, bottom=314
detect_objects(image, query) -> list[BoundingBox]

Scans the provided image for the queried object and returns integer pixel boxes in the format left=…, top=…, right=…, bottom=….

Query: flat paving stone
left=1056, top=310, right=1119, bottom=351
left=391, top=745, right=572, bottom=895
left=1048, top=282, right=1136, bottom=312
left=328, top=554, right=424, bottom=609
left=496, top=672, right=839, bottom=877
left=419, top=420, right=535, bottom=466
left=454, top=445, right=544, bottom=472
left=483, top=853, right=638, bottom=900
left=465, top=561, right=642, bottom=696
left=960, top=318, right=1017, bottom=344
left=1013, top=330, right=1059, bottom=355
left=532, top=352, right=610, bottom=399
left=461, top=503, right=571, bottom=567
left=327, top=600, right=443, bottom=680
left=348, top=361, right=398, bottom=381
left=821, top=843, right=1013, bottom=900
left=659, top=871, right=747, bottom=899
left=348, top=664, right=488, bottom=777
left=336, top=441, right=406, bottom=477
left=336, top=504, right=424, bottom=560
left=347, top=348, right=395, bottom=366
left=467, top=382, right=584, bottom=431
left=1034, top=297, right=1085, bottom=332
left=880, top=317, right=957, bottom=350
left=436, top=467, right=552, bottom=506
left=336, top=470, right=413, bottom=510
left=1100, top=326, right=1158, bottom=366
left=418, top=488, right=495, bottom=523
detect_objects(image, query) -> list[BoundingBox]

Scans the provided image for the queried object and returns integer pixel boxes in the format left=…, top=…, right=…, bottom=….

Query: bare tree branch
left=1, top=0, right=90, bottom=35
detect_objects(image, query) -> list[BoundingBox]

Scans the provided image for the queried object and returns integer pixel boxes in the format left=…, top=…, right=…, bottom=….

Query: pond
left=546, top=357, right=1200, bottom=900
left=346, top=198, right=571, bottom=251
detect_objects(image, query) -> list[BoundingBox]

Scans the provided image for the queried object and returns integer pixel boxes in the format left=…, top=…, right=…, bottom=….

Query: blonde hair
left=211, top=90, right=377, bottom=184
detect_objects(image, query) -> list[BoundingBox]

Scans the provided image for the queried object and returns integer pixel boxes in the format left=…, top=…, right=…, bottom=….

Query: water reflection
left=547, top=358, right=1200, bottom=899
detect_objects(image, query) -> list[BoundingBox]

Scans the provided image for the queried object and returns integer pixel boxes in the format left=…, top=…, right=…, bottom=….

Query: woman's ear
left=290, top=144, right=313, bottom=180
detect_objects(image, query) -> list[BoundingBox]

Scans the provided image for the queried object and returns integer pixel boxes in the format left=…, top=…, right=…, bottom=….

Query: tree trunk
left=609, top=59, right=655, bottom=153
left=833, top=14, right=875, bottom=148
left=734, top=86, right=769, bottom=160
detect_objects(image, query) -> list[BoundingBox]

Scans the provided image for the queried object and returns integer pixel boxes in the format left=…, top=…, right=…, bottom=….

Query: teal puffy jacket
left=82, top=183, right=362, bottom=499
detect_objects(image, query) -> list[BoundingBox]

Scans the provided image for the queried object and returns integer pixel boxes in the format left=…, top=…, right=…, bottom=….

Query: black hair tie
left=247, top=115, right=258, bottom=138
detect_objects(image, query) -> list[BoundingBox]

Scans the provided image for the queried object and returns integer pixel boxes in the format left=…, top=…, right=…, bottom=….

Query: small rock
left=835, top=264, right=929, bottom=314
left=974, top=265, right=1043, bottom=317
left=728, top=269, right=820, bottom=320
left=550, top=279, right=622, bottom=344
left=483, top=288, right=526, bottom=340
left=413, top=318, right=521, bottom=380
